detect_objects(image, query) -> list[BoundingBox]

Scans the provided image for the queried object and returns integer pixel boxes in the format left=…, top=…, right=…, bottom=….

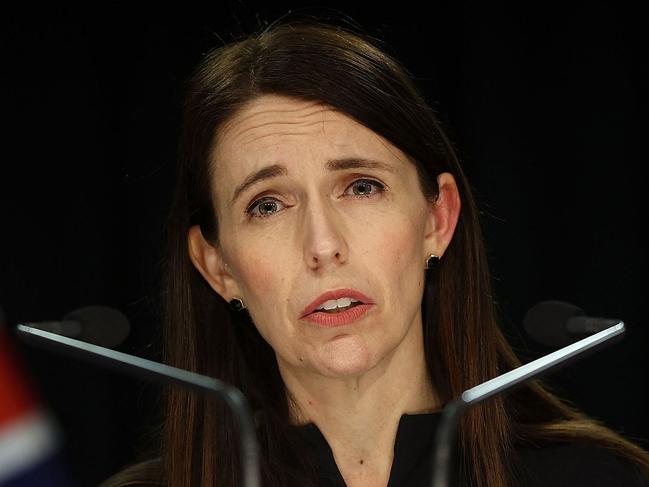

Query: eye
left=345, top=178, right=386, bottom=198
left=246, top=197, right=287, bottom=219
left=245, top=178, right=386, bottom=219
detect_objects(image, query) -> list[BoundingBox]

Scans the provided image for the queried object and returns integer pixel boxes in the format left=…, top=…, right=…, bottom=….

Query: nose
left=302, top=197, right=348, bottom=270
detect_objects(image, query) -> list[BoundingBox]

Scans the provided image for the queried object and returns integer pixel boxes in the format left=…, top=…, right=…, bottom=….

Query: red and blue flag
left=0, top=308, right=74, bottom=487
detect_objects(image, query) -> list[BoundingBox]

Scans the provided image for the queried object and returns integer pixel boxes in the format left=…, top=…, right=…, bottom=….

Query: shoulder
left=98, top=458, right=163, bottom=487
left=514, top=442, right=649, bottom=487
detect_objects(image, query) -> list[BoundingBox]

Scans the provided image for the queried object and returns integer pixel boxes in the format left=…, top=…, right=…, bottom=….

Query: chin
left=314, top=335, right=376, bottom=377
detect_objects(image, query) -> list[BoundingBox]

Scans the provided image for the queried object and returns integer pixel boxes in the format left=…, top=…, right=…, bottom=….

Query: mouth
left=299, top=288, right=374, bottom=319
left=315, top=301, right=363, bottom=313
left=301, top=302, right=374, bottom=328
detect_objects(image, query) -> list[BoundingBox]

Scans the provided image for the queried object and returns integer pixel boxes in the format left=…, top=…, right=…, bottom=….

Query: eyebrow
left=229, top=158, right=397, bottom=207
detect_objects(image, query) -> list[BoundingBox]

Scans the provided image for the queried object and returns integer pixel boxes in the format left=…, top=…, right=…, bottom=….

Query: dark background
left=1, top=2, right=647, bottom=486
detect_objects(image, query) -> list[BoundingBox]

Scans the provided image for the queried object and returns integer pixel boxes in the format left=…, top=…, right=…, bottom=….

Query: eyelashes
left=245, top=178, right=387, bottom=219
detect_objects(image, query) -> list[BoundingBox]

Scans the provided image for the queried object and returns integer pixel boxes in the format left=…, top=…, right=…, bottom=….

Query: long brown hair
left=148, top=18, right=649, bottom=487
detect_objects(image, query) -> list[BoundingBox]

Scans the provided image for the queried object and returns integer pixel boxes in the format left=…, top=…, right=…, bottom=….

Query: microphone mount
left=16, top=324, right=261, bottom=487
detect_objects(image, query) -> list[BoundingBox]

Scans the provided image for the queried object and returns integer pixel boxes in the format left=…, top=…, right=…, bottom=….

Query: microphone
left=20, top=305, right=130, bottom=348
left=430, top=302, right=626, bottom=487
left=524, top=300, right=621, bottom=347
left=15, top=323, right=261, bottom=487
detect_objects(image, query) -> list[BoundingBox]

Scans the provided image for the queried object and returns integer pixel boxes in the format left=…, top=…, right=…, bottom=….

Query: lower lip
left=301, top=304, right=374, bottom=328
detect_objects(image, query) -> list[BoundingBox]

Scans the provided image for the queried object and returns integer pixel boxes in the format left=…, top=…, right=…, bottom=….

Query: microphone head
left=523, top=300, right=585, bottom=347
left=62, top=305, right=130, bottom=348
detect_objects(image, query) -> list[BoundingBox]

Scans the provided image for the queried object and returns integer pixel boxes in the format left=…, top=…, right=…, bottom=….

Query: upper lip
left=299, top=288, right=374, bottom=318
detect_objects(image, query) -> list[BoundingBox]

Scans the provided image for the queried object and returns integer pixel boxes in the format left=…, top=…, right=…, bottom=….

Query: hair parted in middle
left=160, top=17, right=649, bottom=487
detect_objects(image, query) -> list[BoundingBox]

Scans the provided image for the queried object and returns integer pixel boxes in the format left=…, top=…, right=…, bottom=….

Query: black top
left=101, top=412, right=649, bottom=487
left=287, top=412, right=649, bottom=487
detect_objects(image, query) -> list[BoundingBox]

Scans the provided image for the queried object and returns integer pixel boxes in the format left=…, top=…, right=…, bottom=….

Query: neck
left=277, top=318, right=439, bottom=485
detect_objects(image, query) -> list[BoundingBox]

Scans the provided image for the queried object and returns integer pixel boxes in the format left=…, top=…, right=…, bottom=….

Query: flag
left=0, top=307, right=74, bottom=487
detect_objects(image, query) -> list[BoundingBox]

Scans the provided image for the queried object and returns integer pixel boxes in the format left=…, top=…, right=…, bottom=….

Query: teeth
left=316, top=297, right=360, bottom=311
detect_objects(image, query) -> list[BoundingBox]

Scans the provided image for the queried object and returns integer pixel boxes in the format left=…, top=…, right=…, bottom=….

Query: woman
left=101, top=19, right=649, bottom=487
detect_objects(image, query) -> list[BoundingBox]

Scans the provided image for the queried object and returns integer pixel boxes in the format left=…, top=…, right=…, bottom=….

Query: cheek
left=229, top=225, right=290, bottom=291
left=367, top=215, right=422, bottom=268
left=230, top=244, right=292, bottom=342
left=237, top=253, right=284, bottom=315
left=370, top=216, right=425, bottom=302
left=237, top=254, right=277, bottom=294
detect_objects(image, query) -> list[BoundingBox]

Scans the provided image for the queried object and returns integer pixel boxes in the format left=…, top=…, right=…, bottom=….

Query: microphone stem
left=16, top=325, right=261, bottom=487
left=430, top=322, right=625, bottom=487
left=431, top=399, right=468, bottom=487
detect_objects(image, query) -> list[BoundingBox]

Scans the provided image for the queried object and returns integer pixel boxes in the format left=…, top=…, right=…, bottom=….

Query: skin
left=188, top=94, right=461, bottom=487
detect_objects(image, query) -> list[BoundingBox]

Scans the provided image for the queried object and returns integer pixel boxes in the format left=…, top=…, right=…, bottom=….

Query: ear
left=424, top=172, right=461, bottom=257
left=187, top=225, right=242, bottom=302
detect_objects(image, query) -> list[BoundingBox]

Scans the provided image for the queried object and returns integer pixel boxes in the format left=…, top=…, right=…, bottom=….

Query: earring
left=426, top=254, right=440, bottom=269
left=229, top=297, right=246, bottom=312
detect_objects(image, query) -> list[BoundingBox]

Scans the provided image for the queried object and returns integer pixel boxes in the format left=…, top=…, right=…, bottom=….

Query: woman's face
left=188, top=94, right=458, bottom=379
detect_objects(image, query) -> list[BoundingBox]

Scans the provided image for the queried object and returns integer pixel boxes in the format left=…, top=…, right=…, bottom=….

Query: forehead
left=213, top=94, right=400, bottom=157
left=208, top=94, right=410, bottom=203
